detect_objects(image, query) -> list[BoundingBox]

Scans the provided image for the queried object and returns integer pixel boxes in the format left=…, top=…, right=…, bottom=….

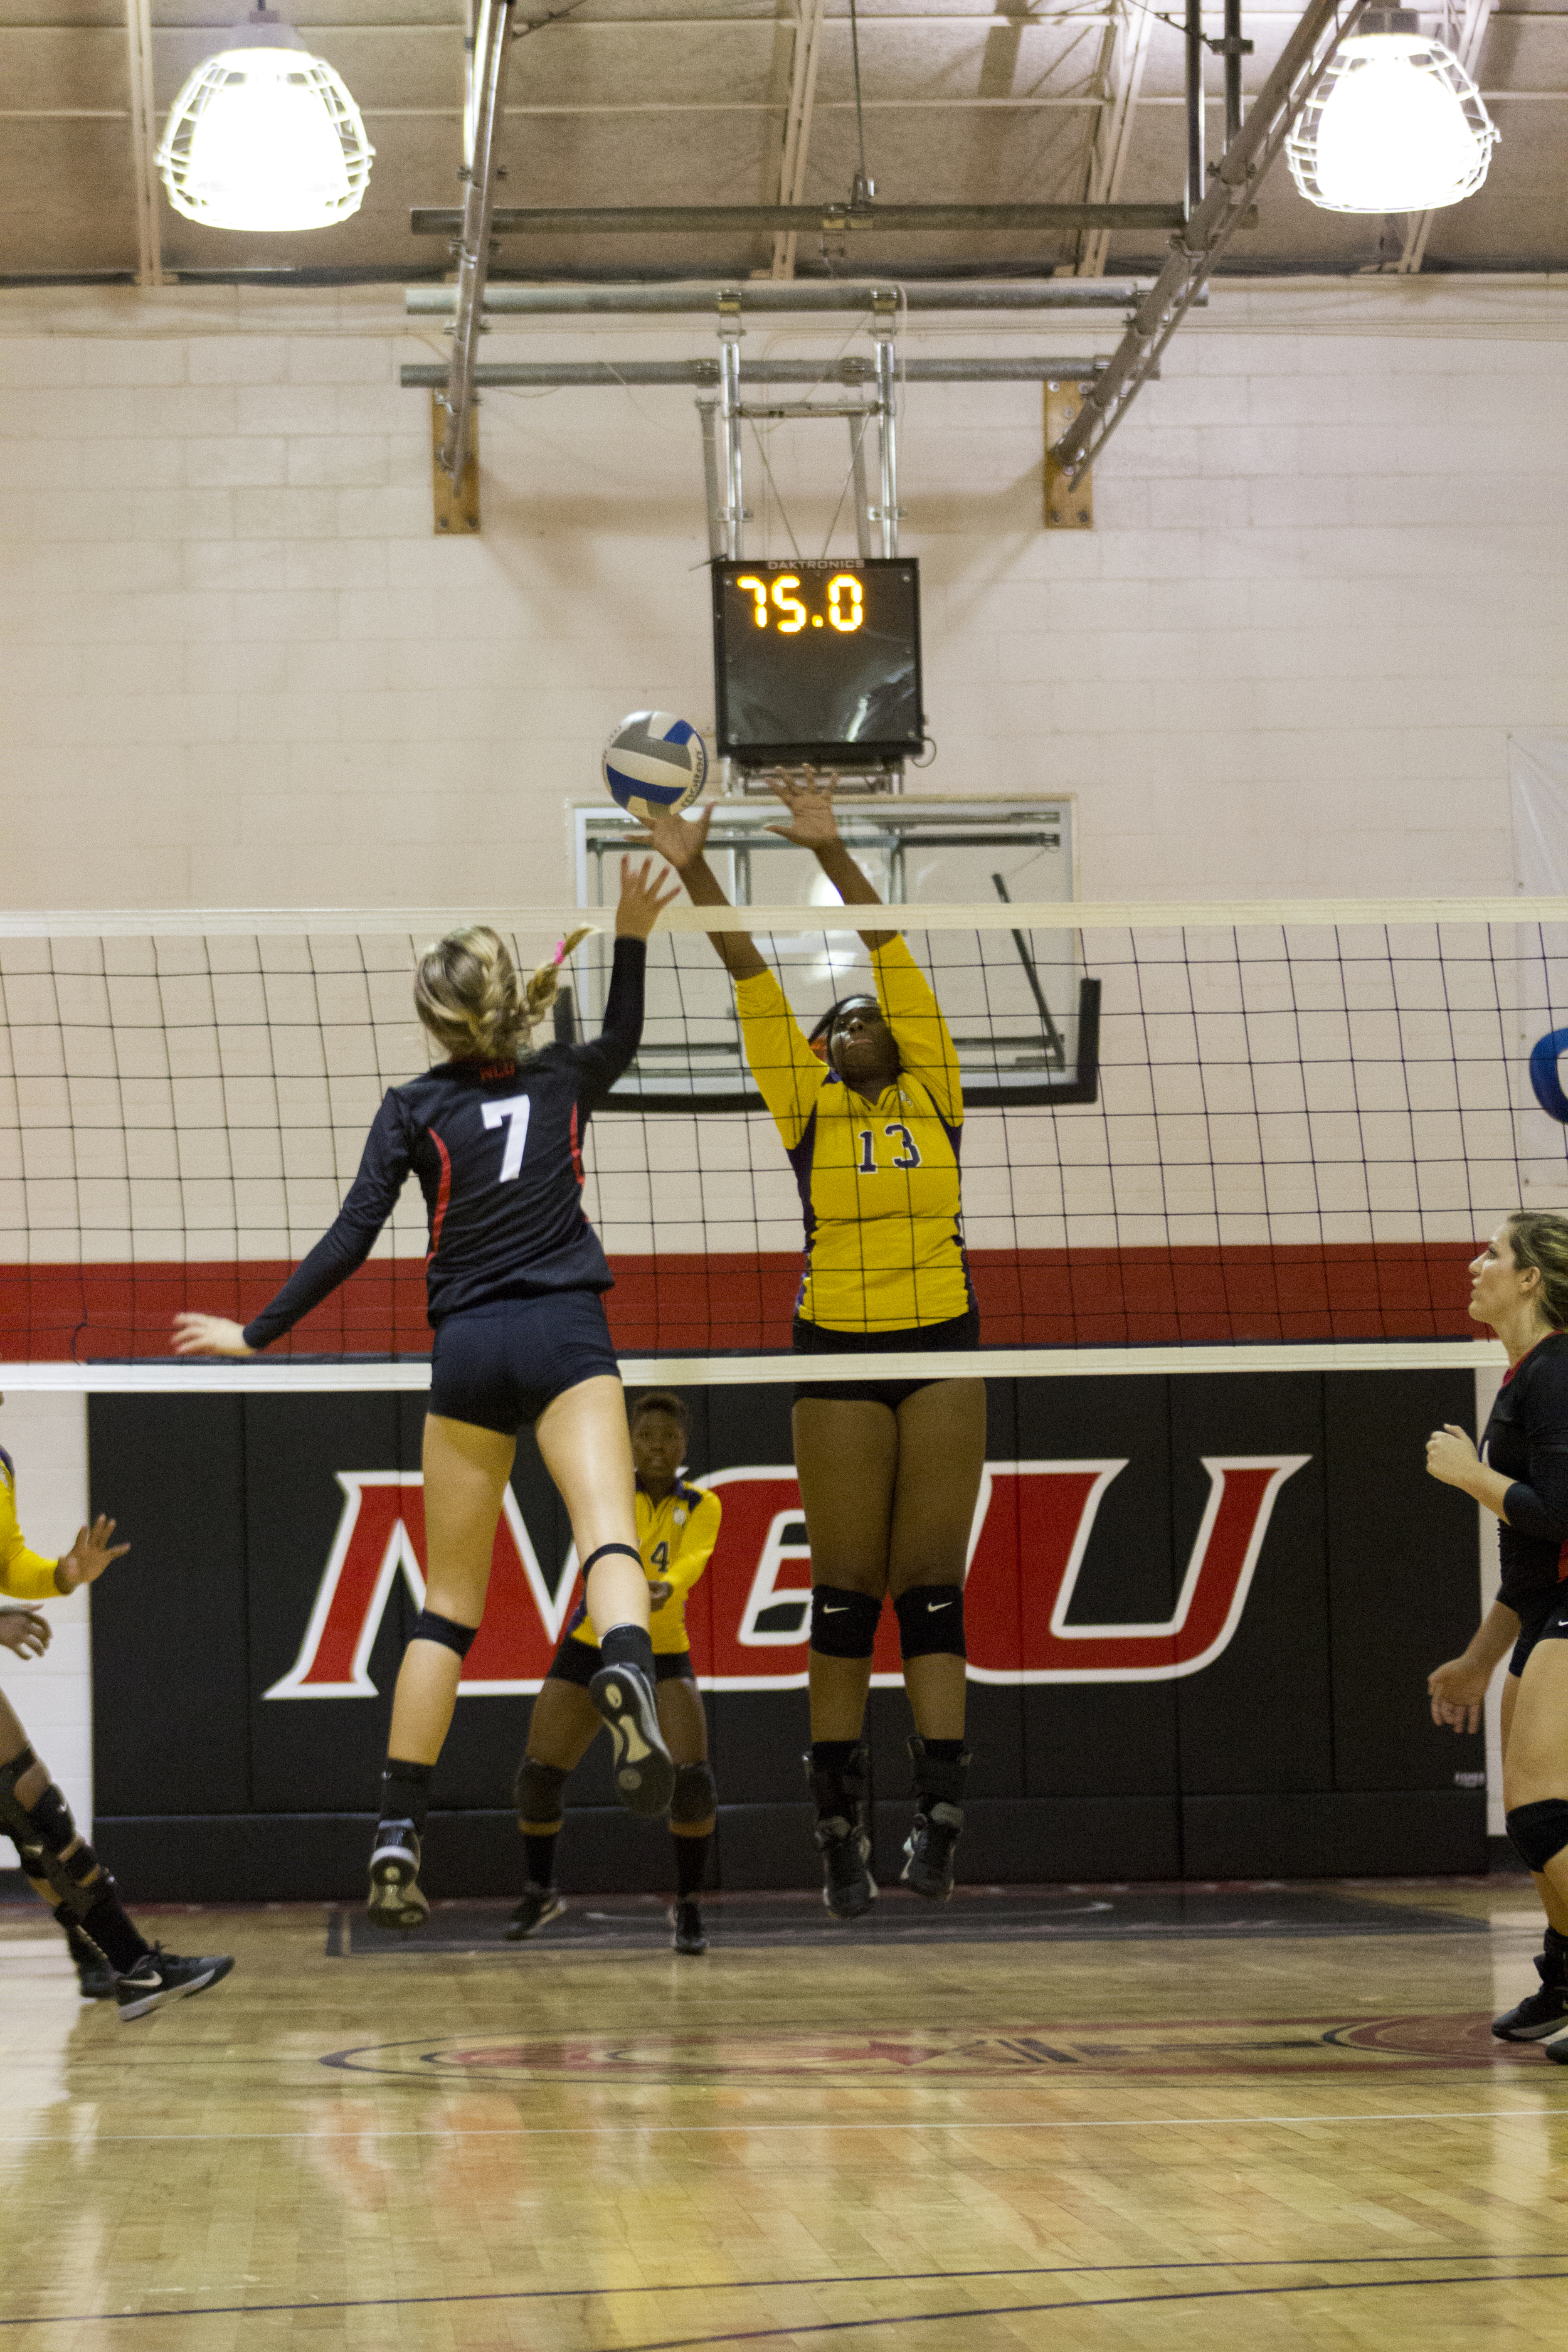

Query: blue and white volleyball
left=601, top=711, right=708, bottom=823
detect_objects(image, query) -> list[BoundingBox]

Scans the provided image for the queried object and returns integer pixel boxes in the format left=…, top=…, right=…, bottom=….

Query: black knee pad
left=411, top=1609, right=477, bottom=1660
left=671, top=1762, right=718, bottom=1825
left=1507, top=1798, right=1568, bottom=1873
left=513, top=1757, right=568, bottom=1825
left=894, top=1583, right=966, bottom=1661
left=2, top=1771, right=107, bottom=1923
left=810, top=1586, right=882, bottom=1659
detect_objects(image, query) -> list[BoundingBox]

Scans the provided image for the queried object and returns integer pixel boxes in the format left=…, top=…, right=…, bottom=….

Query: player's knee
left=810, top=1585, right=882, bottom=1660
left=0, top=1744, right=45, bottom=1821
left=1507, top=1798, right=1568, bottom=1872
left=0, top=1764, right=107, bottom=1920
left=894, top=1582, right=966, bottom=1660
left=411, top=1609, right=477, bottom=1660
left=513, top=1756, right=567, bottom=1828
left=671, top=1762, right=717, bottom=1826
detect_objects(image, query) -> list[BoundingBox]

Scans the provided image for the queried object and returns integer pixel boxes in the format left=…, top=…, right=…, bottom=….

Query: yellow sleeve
left=873, top=937, right=961, bottom=1125
left=662, top=1490, right=721, bottom=1599
left=732, top=967, right=827, bottom=1148
left=0, top=1458, right=58, bottom=1601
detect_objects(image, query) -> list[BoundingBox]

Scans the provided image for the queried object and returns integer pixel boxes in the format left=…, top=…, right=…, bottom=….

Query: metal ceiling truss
left=406, top=279, right=1181, bottom=314
left=771, top=0, right=830, bottom=280
left=122, top=0, right=164, bottom=288
left=1399, top=0, right=1494, bottom=272
left=1049, top=0, right=1371, bottom=488
left=1075, top=0, right=1155, bottom=280
left=435, top=0, right=519, bottom=493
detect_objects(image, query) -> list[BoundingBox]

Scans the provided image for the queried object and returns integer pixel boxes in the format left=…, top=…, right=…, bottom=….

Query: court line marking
left=4, top=2255, right=1568, bottom=2332
left=3, top=2105, right=1568, bottom=2148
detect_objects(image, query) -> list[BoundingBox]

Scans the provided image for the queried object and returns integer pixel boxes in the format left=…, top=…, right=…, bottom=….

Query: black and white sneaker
left=366, top=1820, right=430, bottom=1934
left=115, top=1947, right=234, bottom=2022
left=815, top=1819, right=877, bottom=1920
left=588, top=1663, right=675, bottom=1816
left=901, top=1739, right=970, bottom=1903
left=504, top=1885, right=566, bottom=1942
left=1494, top=1953, right=1568, bottom=2041
left=672, top=1898, right=707, bottom=1955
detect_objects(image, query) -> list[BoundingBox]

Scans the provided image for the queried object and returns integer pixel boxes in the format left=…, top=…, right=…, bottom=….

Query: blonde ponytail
left=413, top=924, right=596, bottom=1062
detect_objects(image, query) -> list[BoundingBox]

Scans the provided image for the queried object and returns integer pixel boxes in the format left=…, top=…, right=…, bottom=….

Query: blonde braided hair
left=413, top=924, right=596, bottom=1062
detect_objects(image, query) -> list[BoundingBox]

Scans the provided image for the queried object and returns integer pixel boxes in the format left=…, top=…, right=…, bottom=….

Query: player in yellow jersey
left=639, top=778, right=987, bottom=1922
left=0, top=1416, right=233, bottom=2018
left=509, top=1390, right=721, bottom=1954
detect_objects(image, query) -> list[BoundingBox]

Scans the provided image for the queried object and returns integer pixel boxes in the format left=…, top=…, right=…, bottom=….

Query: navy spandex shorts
left=428, top=1291, right=619, bottom=1435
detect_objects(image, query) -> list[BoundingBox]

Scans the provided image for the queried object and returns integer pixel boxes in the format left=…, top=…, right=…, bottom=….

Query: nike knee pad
left=671, top=1762, right=718, bottom=1826
left=513, top=1757, right=568, bottom=1827
left=810, top=1585, right=882, bottom=1660
left=894, top=1583, right=966, bottom=1661
left=1507, top=1798, right=1568, bottom=1873
left=411, top=1609, right=477, bottom=1660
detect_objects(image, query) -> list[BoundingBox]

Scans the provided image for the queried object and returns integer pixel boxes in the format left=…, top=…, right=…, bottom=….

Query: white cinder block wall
left=1, top=274, right=1565, bottom=914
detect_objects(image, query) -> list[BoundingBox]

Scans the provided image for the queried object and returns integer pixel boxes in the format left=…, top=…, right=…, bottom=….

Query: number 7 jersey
left=733, top=936, right=972, bottom=1333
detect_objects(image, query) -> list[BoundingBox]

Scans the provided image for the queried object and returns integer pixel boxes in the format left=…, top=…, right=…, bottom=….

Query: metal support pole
left=1050, top=0, right=1368, bottom=485
left=849, top=415, right=873, bottom=559
left=718, top=300, right=745, bottom=558
left=438, top=0, right=517, bottom=485
left=1223, top=0, right=1246, bottom=144
left=697, top=400, right=726, bottom=560
left=1185, top=0, right=1206, bottom=218
left=772, top=0, right=828, bottom=280
left=123, top=0, right=164, bottom=287
left=406, top=280, right=1177, bottom=317
left=871, top=297, right=899, bottom=557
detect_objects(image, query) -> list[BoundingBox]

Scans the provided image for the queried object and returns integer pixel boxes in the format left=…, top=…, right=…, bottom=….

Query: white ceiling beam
left=770, top=0, right=829, bottom=278
left=1398, top=0, right=1495, bottom=273
left=1076, top=0, right=1153, bottom=277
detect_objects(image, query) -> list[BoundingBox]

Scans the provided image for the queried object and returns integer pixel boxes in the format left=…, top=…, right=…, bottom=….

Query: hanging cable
left=846, top=0, right=874, bottom=205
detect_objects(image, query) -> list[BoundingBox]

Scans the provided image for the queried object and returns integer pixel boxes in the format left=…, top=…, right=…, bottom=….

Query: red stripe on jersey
left=569, top=1104, right=584, bottom=1189
left=426, top=1127, right=453, bottom=1259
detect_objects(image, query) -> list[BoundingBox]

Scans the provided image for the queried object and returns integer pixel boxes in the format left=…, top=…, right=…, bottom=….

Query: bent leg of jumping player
left=370, top=1378, right=668, bottom=1932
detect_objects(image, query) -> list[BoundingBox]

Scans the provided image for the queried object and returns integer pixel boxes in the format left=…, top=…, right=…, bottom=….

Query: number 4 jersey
left=733, top=936, right=972, bottom=1334
left=241, top=938, right=646, bottom=1350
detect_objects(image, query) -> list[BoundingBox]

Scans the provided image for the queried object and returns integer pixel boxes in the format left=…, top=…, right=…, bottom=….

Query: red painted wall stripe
left=0, top=1243, right=1478, bottom=1360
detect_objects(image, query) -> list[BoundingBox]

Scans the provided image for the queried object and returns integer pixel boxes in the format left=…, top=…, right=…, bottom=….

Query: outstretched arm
left=634, top=807, right=767, bottom=982
left=767, top=771, right=896, bottom=952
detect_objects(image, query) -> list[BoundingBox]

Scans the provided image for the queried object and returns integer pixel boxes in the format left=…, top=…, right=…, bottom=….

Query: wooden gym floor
left=6, top=1879, right=1568, bottom=2350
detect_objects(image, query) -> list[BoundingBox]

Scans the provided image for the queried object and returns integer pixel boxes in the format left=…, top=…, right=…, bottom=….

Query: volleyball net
left=1, top=896, right=1564, bottom=1365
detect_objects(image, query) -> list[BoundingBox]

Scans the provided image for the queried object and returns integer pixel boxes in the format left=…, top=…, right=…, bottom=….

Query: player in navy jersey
left=174, top=859, right=682, bottom=1932
left=1425, top=1211, right=1568, bottom=2046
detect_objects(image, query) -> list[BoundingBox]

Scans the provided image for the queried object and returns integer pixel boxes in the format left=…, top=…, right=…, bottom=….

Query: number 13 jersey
left=241, top=938, right=645, bottom=1351
left=733, top=936, right=971, bottom=1334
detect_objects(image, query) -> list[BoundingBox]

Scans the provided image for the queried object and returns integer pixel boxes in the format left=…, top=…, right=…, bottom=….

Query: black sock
left=380, top=1757, right=433, bottom=1834
left=1547, top=1926, right=1568, bottom=1957
left=78, top=1890, right=151, bottom=1974
left=523, top=1832, right=558, bottom=1890
left=921, top=1737, right=966, bottom=1763
left=674, top=1831, right=711, bottom=1900
left=598, top=1623, right=655, bottom=1678
left=810, top=1739, right=862, bottom=1775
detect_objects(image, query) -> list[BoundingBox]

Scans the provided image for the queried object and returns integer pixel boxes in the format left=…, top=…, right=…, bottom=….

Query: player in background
left=0, top=1423, right=233, bottom=2018
left=1426, top=1212, right=1568, bottom=2047
left=638, top=778, right=985, bottom=1921
left=174, top=859, right=682, bottom=1933
left=509, top=1389, right=721, bottom=1955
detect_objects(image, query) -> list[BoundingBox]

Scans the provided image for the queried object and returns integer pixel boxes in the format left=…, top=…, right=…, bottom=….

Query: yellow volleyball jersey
left=0, top=1446, right=58, bottom=1602
left=569, top=1478, right=721, bottom=1656
left=733, top=936, right=971, bottom=1333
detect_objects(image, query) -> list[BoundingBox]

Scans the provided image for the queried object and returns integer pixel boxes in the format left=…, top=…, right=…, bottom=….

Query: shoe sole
left=504, top=1897, right=566, bottom=1943
left=822, top=1864, right=878, bottom=1922
left=117, top=1955, right=235, bottom=2023
left=366, top=1850, right=430, bottom=1934
left=673, top=1937, right=709, bottom=1954
left=1494, top=2014, right=1568, bottom=2042
left=589, top=1667, right=675, bottom=1816
left=901, top=1863, right=956, bottom=1902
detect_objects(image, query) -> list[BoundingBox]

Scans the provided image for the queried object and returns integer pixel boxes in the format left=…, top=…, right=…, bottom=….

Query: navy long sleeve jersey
left=242, top=938, right=645, bottom=1352
left=1482, top=1331, right=1568, bottom=1613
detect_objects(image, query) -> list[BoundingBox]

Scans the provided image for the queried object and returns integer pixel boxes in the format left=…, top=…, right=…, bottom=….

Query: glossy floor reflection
left=4, top=1878, right=1568, bottom=2349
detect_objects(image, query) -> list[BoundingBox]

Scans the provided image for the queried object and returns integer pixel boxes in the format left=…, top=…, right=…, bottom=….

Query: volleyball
left=601, top=710, right=708, bottom=822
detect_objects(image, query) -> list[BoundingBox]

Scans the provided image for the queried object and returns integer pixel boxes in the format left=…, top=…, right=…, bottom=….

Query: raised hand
left=172, top=1313, right=254, bottom=1359
left=0, top=1604, right=51, bottom=1658
left=766, top=768, right=841, bottom=847
left=632, top=803, right=713, bottom=876
left=615, top=855, right=684, bottom=940
left=55, top=1515, right=130, bottom=1594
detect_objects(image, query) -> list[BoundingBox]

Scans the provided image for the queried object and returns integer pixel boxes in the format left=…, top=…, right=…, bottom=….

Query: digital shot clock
left=711, top=556, right=924, bottom=767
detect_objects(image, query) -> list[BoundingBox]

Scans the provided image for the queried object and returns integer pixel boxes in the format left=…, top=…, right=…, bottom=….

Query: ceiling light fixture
left=156, top=5, right=374, bottom=233
left=1287, top=7, right=1496, bottom=214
